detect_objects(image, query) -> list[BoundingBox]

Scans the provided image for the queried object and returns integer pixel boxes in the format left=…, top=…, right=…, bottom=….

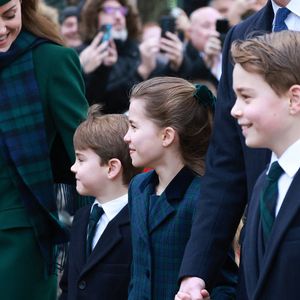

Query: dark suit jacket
left=59, top=204, right=131, bottom=300
left=128, top=167, right=237, bottom=300
left=240, top=167, right=300, bottom=299
left=179, top=1, right=274, bottom=290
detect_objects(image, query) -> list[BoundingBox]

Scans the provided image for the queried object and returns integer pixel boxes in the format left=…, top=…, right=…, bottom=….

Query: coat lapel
left=253, top=169, right=300, bottom=298
left=71, top=205, right=91, bottom=273
left=245, top=0, right=273, bottom=35
left=148, top=193, right=175, bottom=233
left=133, top=172, right=155, bottom=242
left=81, top=205, right=129, bottom=274
left=148, top=167, right=195, bottom=233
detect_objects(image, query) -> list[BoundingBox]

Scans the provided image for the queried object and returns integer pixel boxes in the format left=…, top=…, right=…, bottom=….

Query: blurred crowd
left=41, top=0, right=267, bottom=113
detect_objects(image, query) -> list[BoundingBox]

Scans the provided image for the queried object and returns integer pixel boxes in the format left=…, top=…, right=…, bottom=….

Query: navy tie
left=86, top=205, right=104, bottom=256
left=273, top=7, right=291, bottom=32
left=260, top=161, right=284, bottom=245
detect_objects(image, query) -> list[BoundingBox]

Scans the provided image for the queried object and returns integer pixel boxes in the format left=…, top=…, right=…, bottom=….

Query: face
left=0, top=0, right=22, bottom=52
left=124, top=98, right=165, bottom=169
left=71, top=148, right=107, bottom=198
left=189, top=10, right=219, bottom=51
left=98, top=0, right=127, bottom=33
left=231, top=64, right=290, bottom=155
left=210, top=0, right=234, bottom=18
left=60, top=16, right=81, bottom=48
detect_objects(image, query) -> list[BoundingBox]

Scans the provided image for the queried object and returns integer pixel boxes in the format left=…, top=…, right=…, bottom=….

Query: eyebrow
left=3, top=5, right=17, bottom=14
left=235, top=87, right=253, bottom=93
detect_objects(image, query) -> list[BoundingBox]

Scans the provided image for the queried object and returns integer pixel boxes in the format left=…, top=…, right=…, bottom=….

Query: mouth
left=129, top=148, right=136, bottom=155
left=239, top=123, right=252, bottom=134
left=0, top=33, right=8, bottom=42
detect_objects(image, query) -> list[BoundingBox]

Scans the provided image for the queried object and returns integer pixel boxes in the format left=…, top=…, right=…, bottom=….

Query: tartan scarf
left=0, top=31, right=68, bottom=274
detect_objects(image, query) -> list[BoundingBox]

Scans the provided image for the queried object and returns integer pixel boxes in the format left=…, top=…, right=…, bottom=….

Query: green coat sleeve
left=33, top=43, right=88, bottom=162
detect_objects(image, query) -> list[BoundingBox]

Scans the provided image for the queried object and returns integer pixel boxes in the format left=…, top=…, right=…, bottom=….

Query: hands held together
left=175, top=277, right=210, bottom=300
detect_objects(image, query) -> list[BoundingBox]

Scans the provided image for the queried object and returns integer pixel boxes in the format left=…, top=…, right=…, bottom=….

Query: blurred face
left=71, top=148, right=107, bottom=198
left=0, top=0, right=22, bottom=52
left=231, top=64, right=290, bottom=155
left=189, top=9, right=220, bottom=51
left=60, top=16, right=81, bottom=47
left=124, top=98, right=165, bottom=169
left=98, top=0, right=127, bottom=33
left=210, top=0, right=234, bottom=18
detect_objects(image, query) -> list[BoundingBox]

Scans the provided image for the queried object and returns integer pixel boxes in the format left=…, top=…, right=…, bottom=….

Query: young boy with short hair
left=59, top=105, right=141, bottom=300
left=230, top=30, right=300, bottom=300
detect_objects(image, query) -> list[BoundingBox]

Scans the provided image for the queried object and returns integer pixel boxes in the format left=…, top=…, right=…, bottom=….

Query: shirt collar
left=92, top=193, right=128, bottom=222
left=270, top=139, right=300, bottom=178
left=271, top=0, right=300, bottom=19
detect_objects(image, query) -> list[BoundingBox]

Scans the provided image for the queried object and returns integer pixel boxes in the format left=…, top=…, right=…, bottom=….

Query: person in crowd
left=186, top=6, right=222, bottom=88
left=226, top=0, right=268, bottom=26
left=124, top=77, right=238, bottom=300
left=59, top=105, right=141, bottom=300
left=175, top=0, right=300, bottom=299
left=79, top=0, right=192, bottom=114
left=0, top=0, right=88, bottom=299
left=230, top=30, right=300, bottom=300
left=59, top=5, right=82, bottom=48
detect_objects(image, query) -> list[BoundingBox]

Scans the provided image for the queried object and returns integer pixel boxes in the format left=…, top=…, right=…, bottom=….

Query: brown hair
left=21, top=0, right=64, bottom=45
left=73, top=105, right=141, bottom=185
left=231, top=31, right=300, bottom=96
left=79, top=0, right=141, bottom=43
left=130, top=77, right=214, bottom=175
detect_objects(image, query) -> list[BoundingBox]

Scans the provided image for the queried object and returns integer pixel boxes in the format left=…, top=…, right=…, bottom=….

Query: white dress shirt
left=90, top=194, right=128, bottom=250
left=269, top=139, right=300, bottom=216
left=272, top=0, right=300, bottom=31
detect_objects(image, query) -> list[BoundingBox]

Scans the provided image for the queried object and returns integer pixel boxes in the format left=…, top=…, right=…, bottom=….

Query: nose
left=123, top=129, right=130, bottom=143
left=0, top=20, right=6, bottom=34
left=70, top=161, right=77, bottom=173
left=231, top=99, right=242, bottom=119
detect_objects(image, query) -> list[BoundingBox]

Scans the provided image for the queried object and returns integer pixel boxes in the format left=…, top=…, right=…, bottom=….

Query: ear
left=161, top=127, right=176, bottom=147
left=107, top=158, right=122, bottom=180
left=288, top=85, right=300, bottom=115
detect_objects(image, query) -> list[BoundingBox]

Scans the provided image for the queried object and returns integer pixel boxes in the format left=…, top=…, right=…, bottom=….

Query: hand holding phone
left=99, top=24, right=112, bottom=43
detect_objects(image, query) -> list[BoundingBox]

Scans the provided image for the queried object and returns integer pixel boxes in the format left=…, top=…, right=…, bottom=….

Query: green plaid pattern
left=0, top=31, right=67, bottom=274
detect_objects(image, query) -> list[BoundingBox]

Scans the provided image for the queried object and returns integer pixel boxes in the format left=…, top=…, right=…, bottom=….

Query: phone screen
left=100, top=24, right=112, bottom=43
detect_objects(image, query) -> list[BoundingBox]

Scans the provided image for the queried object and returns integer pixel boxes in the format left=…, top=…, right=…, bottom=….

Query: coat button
left=78, top=280, right=86, bottom=290
left=146, top=269, right=150, bottom=278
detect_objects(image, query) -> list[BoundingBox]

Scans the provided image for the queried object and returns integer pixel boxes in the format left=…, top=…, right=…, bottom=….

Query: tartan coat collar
left=135, top=166, right=197, bottom=234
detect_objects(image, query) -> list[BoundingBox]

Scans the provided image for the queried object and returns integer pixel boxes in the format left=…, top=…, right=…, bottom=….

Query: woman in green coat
left=0, top=0, right=88, bottom=299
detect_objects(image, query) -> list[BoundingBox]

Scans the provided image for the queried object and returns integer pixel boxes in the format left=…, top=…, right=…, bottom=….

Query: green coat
left=0, top=42, right=88, bottom=300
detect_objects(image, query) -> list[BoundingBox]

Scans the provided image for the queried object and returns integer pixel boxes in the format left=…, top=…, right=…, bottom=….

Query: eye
left=130, top=123, right=137, bottom=130
left=4, top=14, right=15, bottom=19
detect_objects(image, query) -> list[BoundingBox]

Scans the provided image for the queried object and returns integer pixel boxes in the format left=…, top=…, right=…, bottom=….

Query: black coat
left=59, top=204, right=131, bottom=300
left=179, top=0, right=273, bottom=291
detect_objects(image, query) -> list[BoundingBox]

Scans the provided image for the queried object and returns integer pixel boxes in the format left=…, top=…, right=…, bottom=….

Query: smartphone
left=216, top=19, right=230, bottom=47
left=99, top=24, right=112, bottom=43
left=160, top=15, right=176, bottom=38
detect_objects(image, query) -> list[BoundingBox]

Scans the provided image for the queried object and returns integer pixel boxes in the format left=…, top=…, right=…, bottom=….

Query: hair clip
left=193, top=84, right=216, bottom=110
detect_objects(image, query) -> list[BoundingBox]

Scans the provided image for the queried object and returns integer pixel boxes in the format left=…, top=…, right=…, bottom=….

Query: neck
left=155, top=159, right=184, bottom=195
left=96, top=181, right=128, bottom=204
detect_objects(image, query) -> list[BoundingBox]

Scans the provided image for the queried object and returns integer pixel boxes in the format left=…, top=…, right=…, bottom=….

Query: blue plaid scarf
left=0, top=31, right=68, bottom=274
